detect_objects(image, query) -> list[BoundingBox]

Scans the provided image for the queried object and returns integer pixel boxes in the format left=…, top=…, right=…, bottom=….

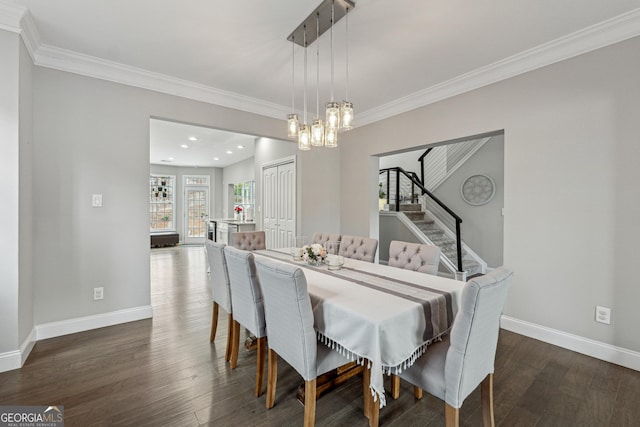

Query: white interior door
left=184, top=186, right=209, bottom=244
left=263, top=159, right=296, bottom=249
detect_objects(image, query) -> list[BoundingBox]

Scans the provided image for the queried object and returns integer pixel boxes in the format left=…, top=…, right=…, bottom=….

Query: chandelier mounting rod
left=287, top=0, right=355, bottom=47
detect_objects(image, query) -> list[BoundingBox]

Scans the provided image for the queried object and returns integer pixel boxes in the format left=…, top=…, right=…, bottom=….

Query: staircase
left=391, top=203, right=483, bottom=276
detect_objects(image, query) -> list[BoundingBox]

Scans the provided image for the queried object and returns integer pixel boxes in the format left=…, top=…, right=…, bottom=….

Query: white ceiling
left=149, top=119, right=256, bottom=168
left=6, top=0, right=640, bottom=166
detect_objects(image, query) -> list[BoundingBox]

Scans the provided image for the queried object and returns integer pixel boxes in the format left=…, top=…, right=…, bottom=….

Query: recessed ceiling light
left=188, top=136, right=198, bottom=141
left=226, top=150, right=233, bottom=154
left=180, top=144, right=189, bottom=148
left=237, top=145, right=244, bottom=149
left=213, top=157, right=219, bottom=161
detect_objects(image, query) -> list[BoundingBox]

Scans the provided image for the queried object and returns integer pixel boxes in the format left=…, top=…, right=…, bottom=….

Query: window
left=233, top=180, right=254, bottom=219
left=150, top=175, right=175, bottom=231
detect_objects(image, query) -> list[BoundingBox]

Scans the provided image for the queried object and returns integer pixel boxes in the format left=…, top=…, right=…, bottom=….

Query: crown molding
left=35, top=43, right=290, bottom=120
left=356, top=8, right=640, bottom=127
left=0, top=0, right=26, bottom=33
left=19, top=9, right=40, bottom=60
left=7, top=5, right=640, bottom=126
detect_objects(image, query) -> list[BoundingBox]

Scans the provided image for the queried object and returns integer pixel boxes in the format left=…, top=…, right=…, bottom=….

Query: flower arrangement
left=302, top=243, right=326, bottom=264
left=234, top=205, right=243, bottom=214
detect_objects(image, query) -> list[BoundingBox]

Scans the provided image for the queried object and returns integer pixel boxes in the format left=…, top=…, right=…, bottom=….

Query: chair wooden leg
left=304, top=378, right=317, bottom=427
left=225, top=314, right=233, bottom=362
left=413, top=386, right=423, bottom=399
left=210, top=302, right=219, bottom=342
left=230, top=320, right=240, bottom=369
left=255, top=336, right=267, bottom=397
left=266, top=349, right=278, bottom=409
left=390, top=375, right=400, bottom=399
left=445, top=403, right=459, bottom=427
left=481, top=373, right=495, bottom=427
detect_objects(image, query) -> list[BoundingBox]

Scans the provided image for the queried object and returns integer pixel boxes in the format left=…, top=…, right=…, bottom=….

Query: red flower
left=234, top=206, right=243, bottom=213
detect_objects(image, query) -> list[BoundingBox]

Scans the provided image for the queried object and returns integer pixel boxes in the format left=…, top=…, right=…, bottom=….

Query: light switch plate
left=92, top=194, right=103, bottom=207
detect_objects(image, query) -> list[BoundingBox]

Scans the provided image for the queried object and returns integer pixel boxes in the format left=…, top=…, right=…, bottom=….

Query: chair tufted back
left=338, top=235, right=378, bottom=263
left=311, top=232, right=341, bottom=246
left=205, top=240, right=232, bottom=313
left=230, top=231, right=266, bottom=251
left=444, top=267, right=512, bottom=408
left=254, top=256, right=319, bottom=381
left=388, top=240, right=441, bottom=275
left=223, top=246, right=266, bottom=338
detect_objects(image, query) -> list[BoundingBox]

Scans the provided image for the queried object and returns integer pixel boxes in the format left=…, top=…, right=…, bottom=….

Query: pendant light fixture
left=340, top=6, right=354, bottom=130
left=287, top=37, right=299, bottom=139
left=298, top=25, right=311, bottom=150
left=286, top=0, right=355, bottom=150
left=311, top=13, right=325, bottom=147
left=324, top=0, right=340, bottom=147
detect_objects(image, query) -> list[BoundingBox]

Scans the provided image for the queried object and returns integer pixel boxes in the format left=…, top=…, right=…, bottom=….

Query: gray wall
left=0, top=30, right=20, bottom=354
left=149, top=164, right=221, bottom=242
left=253, top=137, right=341, bottom=239
left=31, top=65, right=285, bottom=326
left=433, top=136, right=504, bottom=267
left=18, top=35, right=35, bottom=346
left=340, top=36, right=640, bottom=352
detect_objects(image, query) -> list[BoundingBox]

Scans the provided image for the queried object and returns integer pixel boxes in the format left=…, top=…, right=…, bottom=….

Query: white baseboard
left=501, top=315, right=640, bottom=372
left=0, top=327, right=37, bottom=373
left=36, top=305, right=153, bottom=340
left=20, top=327, right=37, bottom=365
left=0, top=350, right=21, bottom=373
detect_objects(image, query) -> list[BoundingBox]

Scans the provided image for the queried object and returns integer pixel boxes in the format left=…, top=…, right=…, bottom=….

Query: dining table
left=254, top=248, right=464, bottom=426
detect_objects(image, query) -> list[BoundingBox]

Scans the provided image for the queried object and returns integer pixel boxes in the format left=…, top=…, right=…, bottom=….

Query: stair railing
left=379, top=167, right=463, bottom=272
left=417, top=147, right=433, bottom=189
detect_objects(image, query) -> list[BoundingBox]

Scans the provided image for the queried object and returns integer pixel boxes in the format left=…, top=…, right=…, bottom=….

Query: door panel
left=263, top=160, right=296, bottom=249
left=184, top=187, right=208, bottom=244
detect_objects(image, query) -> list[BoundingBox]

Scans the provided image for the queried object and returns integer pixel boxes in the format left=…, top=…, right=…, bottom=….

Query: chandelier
left=287, top=0, right=355, bottom=150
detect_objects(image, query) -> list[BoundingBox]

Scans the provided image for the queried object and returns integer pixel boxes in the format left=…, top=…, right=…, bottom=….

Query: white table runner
left=255, top=249, right=463, bottom=407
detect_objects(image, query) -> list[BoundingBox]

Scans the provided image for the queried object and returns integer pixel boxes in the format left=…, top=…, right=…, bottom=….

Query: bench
left=151, top=232, right=179, bottom=247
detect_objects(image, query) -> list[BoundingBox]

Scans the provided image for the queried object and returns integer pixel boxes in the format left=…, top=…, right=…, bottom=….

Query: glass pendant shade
left=287, top=114, right=299, bottom=138
left=298, top=124, right=311, bottom=150
left=311, top=119, right=325, bottom=146
left=325, top=126, right=338, bottom=148
left=325, top=102, right=340, bottom=129
left=340, top=102, right=353, bottom=130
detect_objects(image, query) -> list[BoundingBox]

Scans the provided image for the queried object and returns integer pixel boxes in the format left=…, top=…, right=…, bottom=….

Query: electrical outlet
left=595, top=306, right=610, bottom=324
left=93, top=287, right=104, bottom=301
left=92, top=194, right=103, bottom=207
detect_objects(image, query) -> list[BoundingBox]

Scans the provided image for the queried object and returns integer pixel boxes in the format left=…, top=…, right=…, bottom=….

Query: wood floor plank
left=1, top=246, right=639, bottom=426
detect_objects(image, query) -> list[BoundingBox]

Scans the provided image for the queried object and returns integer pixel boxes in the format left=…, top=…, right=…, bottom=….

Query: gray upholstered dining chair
left=230, top=231, right=266, bottom=251
left=254, top=256, right=349, bottom=427
left=223, top=246, right=267, bottom=397
left=310, top=232, right=341, bottom=246
left=205, top=240, right=233, bottom=362
left=388, top=240, right=441, bottom=275
left=391, top=267, right=513, bottom=427
left=339, top=235, right=378, bottom=263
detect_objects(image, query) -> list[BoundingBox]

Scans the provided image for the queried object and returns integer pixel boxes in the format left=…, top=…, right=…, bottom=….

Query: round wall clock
left=460, top=174, right=495, bottom=206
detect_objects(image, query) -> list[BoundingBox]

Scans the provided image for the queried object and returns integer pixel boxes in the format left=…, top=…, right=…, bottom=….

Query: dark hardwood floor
left=1, top=246, right=639, bottom=426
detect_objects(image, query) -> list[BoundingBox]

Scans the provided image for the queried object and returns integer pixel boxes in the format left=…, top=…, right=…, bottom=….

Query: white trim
left=36, top=306, right=153, bottom=340
left=356, top=8, right=640, bottom=126
left=0, top=1, right=25, bottom=33
left=501, top=315, right=640, bottom=372
left=34, top=43, right=290, bottom=121
left=19, top=10, right=40, bottom=61
left=4, top=6, right=638, bottom=126
left=0, top=350, right=21, bottom=373
left=20, top=327, right=37, bottom=366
